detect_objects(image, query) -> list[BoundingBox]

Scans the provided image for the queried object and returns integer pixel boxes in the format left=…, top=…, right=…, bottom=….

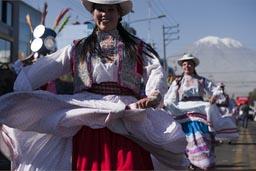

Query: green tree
left=249, top=88, right=256, bottom=106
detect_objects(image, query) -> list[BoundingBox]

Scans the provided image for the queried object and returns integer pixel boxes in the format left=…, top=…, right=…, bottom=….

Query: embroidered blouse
left=14, top=30, right=168, bottom=100
left=164, top=75, right=219, bottom=104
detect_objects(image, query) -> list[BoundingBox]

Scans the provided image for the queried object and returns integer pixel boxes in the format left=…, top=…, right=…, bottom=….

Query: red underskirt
left=72, top=126, right=154, bottom=170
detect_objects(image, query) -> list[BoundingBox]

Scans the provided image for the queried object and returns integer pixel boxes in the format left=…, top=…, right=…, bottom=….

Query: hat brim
left=177, top=56, right=200, bottom=67
left=81, top=0, right=132, bottom=16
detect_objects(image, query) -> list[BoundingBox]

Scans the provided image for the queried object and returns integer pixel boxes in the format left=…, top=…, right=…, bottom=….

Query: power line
left=152, top=0, right=179, bottom=25
left=62, top=0, right=91, bottom=22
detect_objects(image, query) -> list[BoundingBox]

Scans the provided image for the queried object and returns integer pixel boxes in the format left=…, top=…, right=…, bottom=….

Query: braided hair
left=75, top=17, right=160, bottom=63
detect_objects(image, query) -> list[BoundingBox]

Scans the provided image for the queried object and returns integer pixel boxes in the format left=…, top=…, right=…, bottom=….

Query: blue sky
left=22, top=0, right=256, bottom=59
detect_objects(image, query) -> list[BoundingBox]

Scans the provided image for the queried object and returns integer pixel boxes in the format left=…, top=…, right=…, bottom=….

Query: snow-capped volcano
left=168, top=36, right=256, bottom=97
left=196, top=36, right=243, bottom=48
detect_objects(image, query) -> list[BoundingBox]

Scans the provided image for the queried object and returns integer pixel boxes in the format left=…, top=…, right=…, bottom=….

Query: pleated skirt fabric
left=181, top=121, right=215, bottom=170
left=72, top=126, right=154, bottom=170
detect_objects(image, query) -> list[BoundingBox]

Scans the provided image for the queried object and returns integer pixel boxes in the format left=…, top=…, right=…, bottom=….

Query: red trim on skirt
left=72, top=126, right=153, bottom=170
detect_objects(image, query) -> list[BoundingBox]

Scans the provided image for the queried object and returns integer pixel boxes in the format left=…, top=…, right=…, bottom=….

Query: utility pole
left=162, top=24, right=180, bottom=72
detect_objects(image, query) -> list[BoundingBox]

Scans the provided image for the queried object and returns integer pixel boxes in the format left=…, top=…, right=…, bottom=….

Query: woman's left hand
left=135, top=98, right=157, bottom=109
left=135, top=93, right=162, bottom=109
left=209, top=95, right=217, bottom=104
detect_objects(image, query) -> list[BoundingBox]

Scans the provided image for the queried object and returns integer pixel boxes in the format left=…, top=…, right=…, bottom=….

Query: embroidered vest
left=176, top=75, right=205, bottom=101
left=71, top=38, right=143, bottom=94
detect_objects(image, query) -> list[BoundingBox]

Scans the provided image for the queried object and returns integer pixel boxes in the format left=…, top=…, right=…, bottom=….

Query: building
left=0, top=0, right=41, bottom=69
left=0, top=1, right=41, bottom=169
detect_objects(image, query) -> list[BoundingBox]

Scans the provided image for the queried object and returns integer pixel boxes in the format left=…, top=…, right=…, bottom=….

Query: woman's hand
left=135, top=92, right=162, bottom=109
left=209, top=95, right=217, bottom=104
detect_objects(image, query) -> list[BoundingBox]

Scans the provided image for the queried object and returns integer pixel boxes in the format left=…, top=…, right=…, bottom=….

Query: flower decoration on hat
left=27, top=2, right=71, bottom=56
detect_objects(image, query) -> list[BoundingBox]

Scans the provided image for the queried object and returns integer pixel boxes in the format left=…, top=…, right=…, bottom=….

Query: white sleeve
left=142, top=51, right=168, bottom=99
left=164, top=80, right=179, bottom=106
left=203, top=77, right=220, bottom=96
left=14, top=45, right=73, bottom=91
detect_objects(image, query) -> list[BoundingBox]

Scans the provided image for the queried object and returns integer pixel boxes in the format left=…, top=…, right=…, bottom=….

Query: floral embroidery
left=97, top=30, right=119, bottom=63
left=72, top=30, right=143, bottom=94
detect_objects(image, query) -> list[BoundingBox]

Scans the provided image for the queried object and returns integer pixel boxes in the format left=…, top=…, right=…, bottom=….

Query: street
left=215, top=120, right=256, bottom=170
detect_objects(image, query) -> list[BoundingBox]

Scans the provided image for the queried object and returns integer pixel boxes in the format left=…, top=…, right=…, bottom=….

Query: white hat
left=81, top=0, right=133, bottom=16
left=177, top=53, right=200, bottom=67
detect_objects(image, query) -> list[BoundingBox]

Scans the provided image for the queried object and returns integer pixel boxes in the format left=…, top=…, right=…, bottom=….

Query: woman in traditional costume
left=164, top=53, right=239, bottom=170
left=0, top=0, right=189, bottom=170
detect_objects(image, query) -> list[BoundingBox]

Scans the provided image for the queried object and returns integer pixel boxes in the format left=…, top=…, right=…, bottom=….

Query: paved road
left=215, top=120, right=256, bottom=170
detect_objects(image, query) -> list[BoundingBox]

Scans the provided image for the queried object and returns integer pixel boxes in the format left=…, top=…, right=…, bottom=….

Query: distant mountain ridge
left=168, top=36, right=256, bottom=97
